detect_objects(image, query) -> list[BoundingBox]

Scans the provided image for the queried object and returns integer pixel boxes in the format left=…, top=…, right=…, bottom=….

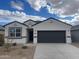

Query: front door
left=27, top=29, right=33, bottom=43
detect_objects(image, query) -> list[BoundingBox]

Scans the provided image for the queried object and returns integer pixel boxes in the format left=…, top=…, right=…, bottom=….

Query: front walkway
left=34, top=44, right=79, bottom=59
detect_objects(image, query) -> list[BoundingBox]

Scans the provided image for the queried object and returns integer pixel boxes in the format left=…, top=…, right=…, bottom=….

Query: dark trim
left=24, top=19, right=36, bottom=23
left=8, top=37, right=22, bottom=39
left=5, top=36, right=27, bottom=39
left=5, top=36, right=22, bottom=39
left=24, top=19, right=42, bottom=26
left=32, top=17, right=72, bottom=26
left=67, top=36, right=71, bottom=38
left=22, top=36, right=27, bottom=38
left=3, top=21, right=28, bottom=27
left=71, top=29, right=79, bottom=31
left=33, top=36, right=37, bottom=38
left=38, top=30, right=66, bottom=31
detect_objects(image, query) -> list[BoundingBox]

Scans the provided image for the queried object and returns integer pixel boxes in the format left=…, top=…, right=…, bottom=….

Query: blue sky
left=0, top=0, right=62, bottom=18
left=0, top=0, right=79, bottom=25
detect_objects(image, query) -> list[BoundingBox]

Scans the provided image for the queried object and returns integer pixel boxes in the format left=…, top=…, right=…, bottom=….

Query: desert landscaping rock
left=0, top=44, right=36, bottom=59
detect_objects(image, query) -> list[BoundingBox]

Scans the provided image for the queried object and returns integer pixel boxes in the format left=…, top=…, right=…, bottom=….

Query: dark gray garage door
left=38, top=31, right=66, bottom=43
left=71, top=30, right=79, bottom=42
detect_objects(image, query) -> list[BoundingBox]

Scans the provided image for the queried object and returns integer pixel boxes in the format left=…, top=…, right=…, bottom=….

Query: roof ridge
left=3, top=21, right=28, bottom=27
left=32, top=17, right=72, bottom=26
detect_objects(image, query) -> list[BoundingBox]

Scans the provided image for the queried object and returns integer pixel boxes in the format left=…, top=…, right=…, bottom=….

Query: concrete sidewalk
left=34, top=44, right=79, bottom=59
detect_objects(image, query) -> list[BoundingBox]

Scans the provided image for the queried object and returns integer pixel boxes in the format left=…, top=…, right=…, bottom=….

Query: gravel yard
left=0, top=44, right=36, bottom=59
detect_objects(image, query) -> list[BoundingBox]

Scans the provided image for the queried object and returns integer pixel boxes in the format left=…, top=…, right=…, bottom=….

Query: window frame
left=8, top=27, right=22, bottom=39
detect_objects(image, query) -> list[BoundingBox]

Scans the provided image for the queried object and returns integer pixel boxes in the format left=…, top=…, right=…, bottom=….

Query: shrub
left=22, top=46, right=28, bottom=49
left=12, top=43, right=17, bottom=46
left=4, top=43, right=11, bottom=52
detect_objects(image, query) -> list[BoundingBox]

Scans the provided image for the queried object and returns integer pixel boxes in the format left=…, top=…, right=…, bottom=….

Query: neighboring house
left=0, top=25, right=5, bottom=44
left=71, top=25, right=79, bottom=42
left=0, top=25, right=4, bottom=34
left=4, top=18, right=72, bottom=44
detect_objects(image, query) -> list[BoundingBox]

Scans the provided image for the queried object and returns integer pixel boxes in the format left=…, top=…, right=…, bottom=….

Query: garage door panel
left=38, top=31, right=65, bottom=43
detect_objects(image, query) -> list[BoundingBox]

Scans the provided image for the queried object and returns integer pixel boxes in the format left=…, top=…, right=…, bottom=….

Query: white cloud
left=11, top=1, right=24, bottom=10
left=27, top=0, right=79, bottom=17
left=47, top=0, right=79, bottom=17
left=59, top=15, right=79, bottom=25
left=27, top=0, right=47, bottom=11
left=70, top=15, right=79, bottom=25
left=59, top=19, right=72, bottom=25
left=0, top=9, right=46, bottom=23
left=0, top=9, right=79, bottom=25
left=46, top=0, right=63, bottom=6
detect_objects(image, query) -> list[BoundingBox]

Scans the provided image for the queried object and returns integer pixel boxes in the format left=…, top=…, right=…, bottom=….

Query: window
left=9, top=27, right=22, bottom=38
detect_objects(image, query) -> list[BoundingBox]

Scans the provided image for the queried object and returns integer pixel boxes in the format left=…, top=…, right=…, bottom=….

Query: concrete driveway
left=34, top=44, right=79, bottom=59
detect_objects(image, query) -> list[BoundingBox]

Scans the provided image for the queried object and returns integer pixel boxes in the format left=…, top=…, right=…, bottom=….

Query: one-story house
left=4, top=18, right=72, bottom=44
left=71, top=25, right=79, bottom=42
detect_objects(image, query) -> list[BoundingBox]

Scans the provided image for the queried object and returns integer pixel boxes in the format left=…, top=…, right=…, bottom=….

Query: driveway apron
left=34, top=44, right=79, bottom=59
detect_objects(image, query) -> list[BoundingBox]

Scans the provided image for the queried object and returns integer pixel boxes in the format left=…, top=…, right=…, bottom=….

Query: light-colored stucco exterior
left=33, top=19, right=72, bottom=44
left=4, top=21, right=28, bottom=44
